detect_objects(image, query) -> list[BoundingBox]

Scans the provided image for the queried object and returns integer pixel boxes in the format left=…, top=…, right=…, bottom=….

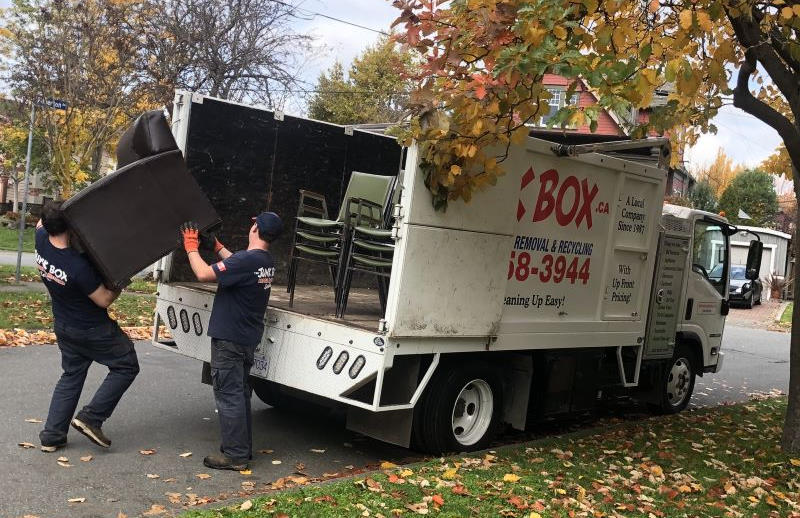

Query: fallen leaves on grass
left=171, top=396, right=800, bottom=518
left=0, top=329, right=56, bottom=347
left=240, top=500, right=253, bottom=511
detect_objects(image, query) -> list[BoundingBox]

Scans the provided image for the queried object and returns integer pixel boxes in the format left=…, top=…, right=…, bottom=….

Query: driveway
left=725, top=299, right=787, bottom=331
left=0, top=324, right=790, bottom=518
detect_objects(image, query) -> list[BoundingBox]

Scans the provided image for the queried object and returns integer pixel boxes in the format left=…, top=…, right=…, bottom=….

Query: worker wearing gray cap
left=180, top=212, right=282, bottom=470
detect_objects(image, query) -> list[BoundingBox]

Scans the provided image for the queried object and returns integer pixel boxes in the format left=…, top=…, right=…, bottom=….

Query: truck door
left=684, top=219, right=729, bottom=363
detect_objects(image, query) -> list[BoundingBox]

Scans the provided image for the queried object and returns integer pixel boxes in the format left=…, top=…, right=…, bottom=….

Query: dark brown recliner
left=61, top=110, right=220, bottom=289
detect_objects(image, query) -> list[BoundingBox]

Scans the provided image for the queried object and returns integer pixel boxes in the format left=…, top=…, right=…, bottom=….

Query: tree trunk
left=782, top=169, right=800, bottom=452
left=12, top=179, right=18, bottom=212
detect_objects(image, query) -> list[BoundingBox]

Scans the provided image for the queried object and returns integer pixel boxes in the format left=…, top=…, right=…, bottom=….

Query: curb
left=775, top=301, right=791, bottom=323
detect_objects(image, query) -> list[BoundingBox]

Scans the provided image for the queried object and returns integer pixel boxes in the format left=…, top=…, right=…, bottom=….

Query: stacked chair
left=287, top=172, right=396, bottom=310
left=335, top=188, right=398, bottom=317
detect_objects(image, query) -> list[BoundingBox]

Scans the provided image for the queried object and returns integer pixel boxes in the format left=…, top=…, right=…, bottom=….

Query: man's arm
left=187, top=251, right=217, bottom=282
left=182, top=222, right=218, bottom=282
left=88, top=285, right=121, bottom=309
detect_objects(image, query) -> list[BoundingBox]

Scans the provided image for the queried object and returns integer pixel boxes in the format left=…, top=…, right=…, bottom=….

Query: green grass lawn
left=0, top=265, right=39, bottom=283
left=781, top=302, right=793, bottom=325
left=127, top=277, right=157, bottom=294
left=0, top=226, right=35, bottom=252
left=182, top=397, right=798, bottom=518
left=0, top=292, right=155, bottom=329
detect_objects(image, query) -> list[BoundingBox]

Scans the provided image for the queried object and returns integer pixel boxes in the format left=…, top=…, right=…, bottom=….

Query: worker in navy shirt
left=180, top=211, right=281, bottom=471
left=36, top=201, right=139, bottom=453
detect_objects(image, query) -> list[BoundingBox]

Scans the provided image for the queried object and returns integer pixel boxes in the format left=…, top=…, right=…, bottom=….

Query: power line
left=271, top=0, right=390, bottom=36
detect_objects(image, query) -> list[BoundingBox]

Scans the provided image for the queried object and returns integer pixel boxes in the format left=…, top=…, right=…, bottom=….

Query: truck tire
left=657, top=345, right=696, bottom=414
left=412, top=362, right=503, bottom=454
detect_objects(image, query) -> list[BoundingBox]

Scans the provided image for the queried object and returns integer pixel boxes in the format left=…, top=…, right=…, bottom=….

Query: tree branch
left=733, top=54, right=800, bottom=174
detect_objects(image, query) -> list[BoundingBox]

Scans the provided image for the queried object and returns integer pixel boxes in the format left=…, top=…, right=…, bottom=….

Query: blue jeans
left=40, top=321, right=139, bottom=445
left=210, top=338, right=255, bottom=462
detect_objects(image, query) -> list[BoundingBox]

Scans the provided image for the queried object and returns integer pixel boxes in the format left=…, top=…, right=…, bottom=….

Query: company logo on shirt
left=255, top=266, right=275, bottom=290
left=34, top=250, right=68, bottom=286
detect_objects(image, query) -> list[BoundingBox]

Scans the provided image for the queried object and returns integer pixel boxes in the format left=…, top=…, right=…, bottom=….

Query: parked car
left=711, top=264, right=762, bottom=308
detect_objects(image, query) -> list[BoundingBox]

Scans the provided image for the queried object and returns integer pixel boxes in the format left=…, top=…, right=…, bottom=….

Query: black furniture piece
left=61, top=110, right=220, bottom=289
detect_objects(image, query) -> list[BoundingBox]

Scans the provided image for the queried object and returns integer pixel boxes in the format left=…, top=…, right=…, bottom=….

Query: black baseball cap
left=252, top=212, right=283, bottom=240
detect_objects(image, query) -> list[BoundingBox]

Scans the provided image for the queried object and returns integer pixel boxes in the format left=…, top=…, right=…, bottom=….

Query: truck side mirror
left=745, top=240, right=763, bottom=280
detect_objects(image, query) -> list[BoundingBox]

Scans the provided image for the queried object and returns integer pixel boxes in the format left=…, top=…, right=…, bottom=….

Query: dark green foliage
left=717, top=169, right=778, bottom=226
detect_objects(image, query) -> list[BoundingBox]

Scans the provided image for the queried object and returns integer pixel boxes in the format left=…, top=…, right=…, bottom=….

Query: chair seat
left=354, top=226, right=392, bottom=238
left=297, top=216, right=343, bottom=228
left=353, top=238, right=394, bottom=253
left=296, top=230, right=340, bottom=243
left=295, top=244, right=340, bottom=258
left=352, top=253, right=393, bottom=268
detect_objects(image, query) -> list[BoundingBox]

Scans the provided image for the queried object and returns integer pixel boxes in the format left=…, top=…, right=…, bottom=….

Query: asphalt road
left=0, top=324, right=790, bottom=518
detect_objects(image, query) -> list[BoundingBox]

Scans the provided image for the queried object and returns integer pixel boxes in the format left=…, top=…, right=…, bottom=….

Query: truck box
left=152, top=92, right=733, bottom=452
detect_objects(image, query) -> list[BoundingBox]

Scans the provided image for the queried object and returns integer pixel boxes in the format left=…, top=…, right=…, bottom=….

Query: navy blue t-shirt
left=34, top=227, right=111, bottom=329
left=208, top=249, right=275, bottom=347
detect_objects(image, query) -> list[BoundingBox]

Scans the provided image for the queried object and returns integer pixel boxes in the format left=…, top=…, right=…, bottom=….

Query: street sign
left=43, top=98, right=67, bottom=110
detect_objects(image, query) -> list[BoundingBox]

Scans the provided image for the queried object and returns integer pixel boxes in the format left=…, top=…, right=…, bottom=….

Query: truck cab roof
left=663, top=203, right=729, bottom=224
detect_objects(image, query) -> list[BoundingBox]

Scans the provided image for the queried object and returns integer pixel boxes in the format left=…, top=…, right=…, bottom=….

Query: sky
left=0, top=0, right=785, bottom=173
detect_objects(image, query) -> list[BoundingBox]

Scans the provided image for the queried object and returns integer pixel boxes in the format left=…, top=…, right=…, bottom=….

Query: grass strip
left=781, top=303, right=793, bottom=325
left=0, top=265, right=40, bottom=284
left=0, top=226, right=35, bottom=253
left=0, top=291, right=154, bottom=329
left=183, top=397, right=799, bottom=518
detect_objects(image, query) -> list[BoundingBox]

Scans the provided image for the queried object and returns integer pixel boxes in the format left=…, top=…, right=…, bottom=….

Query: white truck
left=151, top=92, right=762, bottom=453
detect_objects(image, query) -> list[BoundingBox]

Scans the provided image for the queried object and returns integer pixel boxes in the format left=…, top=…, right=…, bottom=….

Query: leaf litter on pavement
left=178, top=396, right=800, bottom=518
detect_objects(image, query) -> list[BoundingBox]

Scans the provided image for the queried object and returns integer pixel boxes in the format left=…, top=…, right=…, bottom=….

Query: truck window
left=692, top=220, right=728, bottom=296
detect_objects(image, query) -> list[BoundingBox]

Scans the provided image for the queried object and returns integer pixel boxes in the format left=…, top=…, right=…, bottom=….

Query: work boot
left=203, top=454, right=248, bottom=471
left=40, top=438, right=67, bottom=453
left=71, top=417, right=111, bottom=448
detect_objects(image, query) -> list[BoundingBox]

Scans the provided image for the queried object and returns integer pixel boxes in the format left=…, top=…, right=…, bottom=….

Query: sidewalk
left=0, top=251, right=35, bottom=268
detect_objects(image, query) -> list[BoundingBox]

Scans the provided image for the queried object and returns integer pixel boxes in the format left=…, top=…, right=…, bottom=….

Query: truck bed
left=169, top=282, right=384, bottom=331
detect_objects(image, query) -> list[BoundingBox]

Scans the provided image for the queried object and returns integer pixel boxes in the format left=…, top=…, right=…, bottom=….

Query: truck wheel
left=658, top=345, right=696, bottom=414
left=412, top=362, right=503, bottom=454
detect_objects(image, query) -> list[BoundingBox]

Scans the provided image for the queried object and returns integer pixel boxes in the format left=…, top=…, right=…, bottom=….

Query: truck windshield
left=692, top=220, right=728, bottom=296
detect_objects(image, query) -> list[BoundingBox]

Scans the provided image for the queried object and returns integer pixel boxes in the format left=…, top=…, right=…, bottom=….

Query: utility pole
left=15, top=102, right=35, bottom=283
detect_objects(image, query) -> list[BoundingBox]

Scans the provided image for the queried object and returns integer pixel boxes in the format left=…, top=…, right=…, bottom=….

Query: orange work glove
left=180, top=222, right=200, bottom=253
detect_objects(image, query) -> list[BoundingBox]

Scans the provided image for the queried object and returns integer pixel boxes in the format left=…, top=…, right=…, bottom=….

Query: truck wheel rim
left=451, top=379, right=493, bottom=446
left=667, top=357, right=691, bottom=407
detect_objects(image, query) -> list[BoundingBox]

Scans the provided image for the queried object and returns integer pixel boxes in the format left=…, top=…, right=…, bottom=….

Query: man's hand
left=200, top=231, right=224, bottom=254
left=180, top=222, right=200, bottom=253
